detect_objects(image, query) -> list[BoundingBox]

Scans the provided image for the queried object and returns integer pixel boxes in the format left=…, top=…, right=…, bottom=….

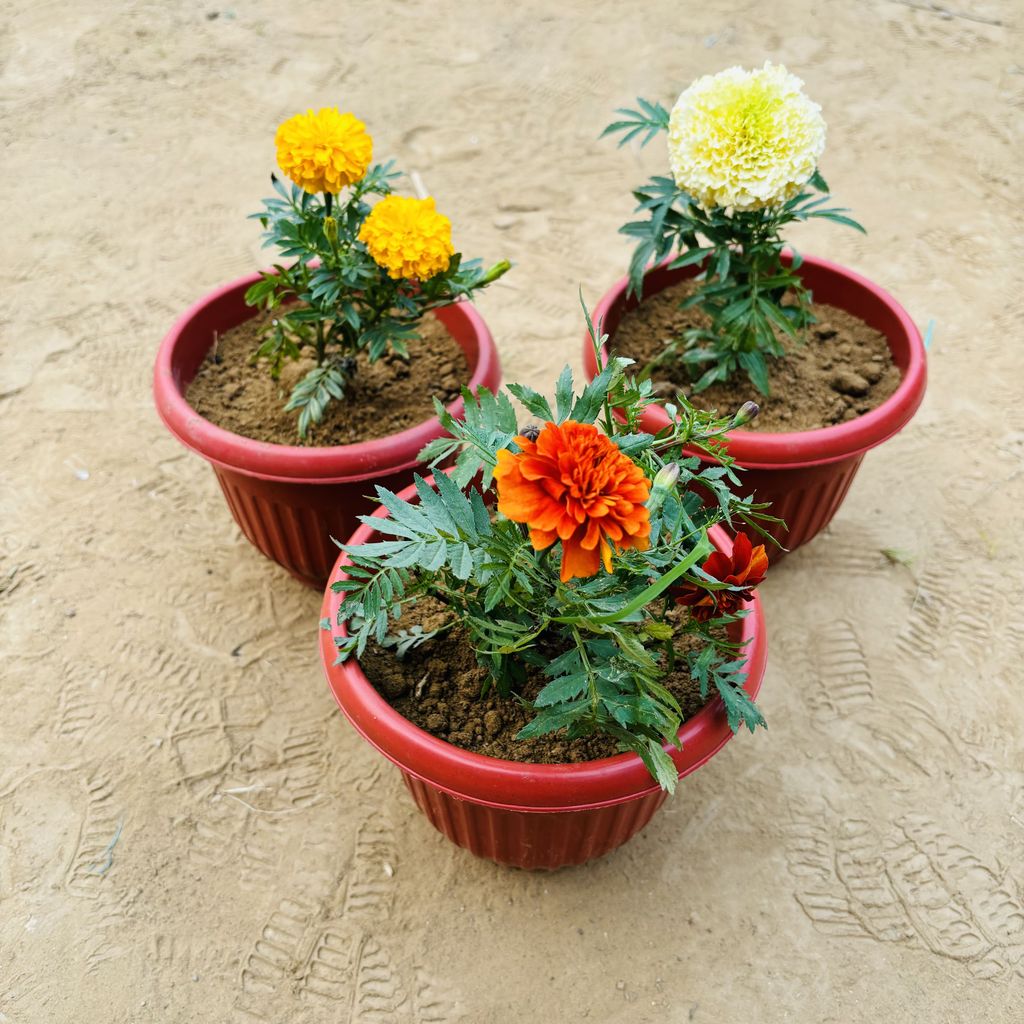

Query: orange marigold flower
left=494, top=420, right=652, bottom=582
left=674, top=531, right=768, bottom=621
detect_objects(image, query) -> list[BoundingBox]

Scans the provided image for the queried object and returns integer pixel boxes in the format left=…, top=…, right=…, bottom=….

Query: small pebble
left=830, top=369, right=870, bottom=397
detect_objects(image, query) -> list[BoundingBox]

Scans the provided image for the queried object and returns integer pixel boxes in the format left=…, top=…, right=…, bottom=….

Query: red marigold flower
left=494, top=420, right=652, bottom=582
left=674, top=531, right=768, bottom=621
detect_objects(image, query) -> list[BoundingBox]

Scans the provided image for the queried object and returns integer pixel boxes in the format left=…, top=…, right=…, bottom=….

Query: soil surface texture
left=186, top=311, right=468, bottom=445
left=359, top=597, right=712, bottom=763
left=612, top=278, right=902, bottom=431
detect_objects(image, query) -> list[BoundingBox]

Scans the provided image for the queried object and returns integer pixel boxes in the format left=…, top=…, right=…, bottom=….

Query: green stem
left=553, top=533, right=713, bottom=627
left=746, top=244, right=759, bottom=353
left=648, top=411, right=737, bottom=454
left=574, top=627, right=600, bottom=715
left=315, top=321, right=326, bottom=366
left=593, top=340, right=616, bottom=437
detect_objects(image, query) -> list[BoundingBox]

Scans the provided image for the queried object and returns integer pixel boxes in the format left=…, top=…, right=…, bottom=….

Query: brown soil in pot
left=185, top=310, right=469, bottom=446
left=358, top=597, right=719, bottom=764
left=612, top=278, right=901, bottom=432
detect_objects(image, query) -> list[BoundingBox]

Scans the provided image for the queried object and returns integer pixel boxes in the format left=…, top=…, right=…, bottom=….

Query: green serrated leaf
left=534, top=672, right=590, bottom=708
left=737, top=350, right=771, bottom=396
left=637, top=740, right=678, bottom=794
left=516, top=700, right=590, bottom=739
left=554, top=365, right=575, bottom=422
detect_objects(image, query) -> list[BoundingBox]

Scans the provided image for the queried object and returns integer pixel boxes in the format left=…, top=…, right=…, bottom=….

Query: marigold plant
left=324, top=302, right=775, bottom=790
left=604, top=63, right=863, bottom=395
left=246, top=106, right=510, bottom=437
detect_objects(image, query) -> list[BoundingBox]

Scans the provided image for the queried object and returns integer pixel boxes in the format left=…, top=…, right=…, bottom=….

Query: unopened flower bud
left=652, top=462, right=680, bottom=492
left=647, top=462, right=680, bottom=514
left=480, top=259, right=512, bottom=285
left=731, top=401, right=759, bottom=428
left=518, top=423, right=541, bottom=443
left=323, top=216, right=339, bottom=246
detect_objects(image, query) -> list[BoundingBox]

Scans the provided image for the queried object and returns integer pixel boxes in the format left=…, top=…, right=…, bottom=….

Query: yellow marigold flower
left=275, top=108, right=372, bottom=195
left=667, top=63, right=825, bottom=211
left=358, top=196, right=454, bottom=280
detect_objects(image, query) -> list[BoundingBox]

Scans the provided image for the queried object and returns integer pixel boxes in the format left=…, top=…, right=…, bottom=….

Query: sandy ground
left=2, top=1, right=1023, bottom=1021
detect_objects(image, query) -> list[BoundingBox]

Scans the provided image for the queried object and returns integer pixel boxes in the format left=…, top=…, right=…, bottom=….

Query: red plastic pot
left=319, top=480, right=768, bottom=870
left=584, top=255, right=927, bottom=561
left=154, top=271, right=501, bottom=587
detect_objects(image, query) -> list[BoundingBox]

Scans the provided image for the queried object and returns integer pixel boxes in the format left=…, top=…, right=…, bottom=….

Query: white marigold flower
left=667, top=63, right=826, bottom=212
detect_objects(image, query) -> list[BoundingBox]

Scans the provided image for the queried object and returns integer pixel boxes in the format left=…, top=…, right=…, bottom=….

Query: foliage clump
left=246, top=106, right=509, bottom=436
left=326, top=304, right=772, bottom=790
left=604, top=64, right=863, bottom=395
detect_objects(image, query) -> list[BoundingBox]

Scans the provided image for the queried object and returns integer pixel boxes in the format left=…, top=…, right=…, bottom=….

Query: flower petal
left=560, top=533, right=602, bottom=581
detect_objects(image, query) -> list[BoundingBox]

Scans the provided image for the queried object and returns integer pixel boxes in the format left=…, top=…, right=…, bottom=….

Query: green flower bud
left=480, top=259, right=512, bottom=285
left=652, top=462, right=680, bottom=492
left=647, top=462, right=680, bottom=514
left=323, top=216, right=339, bottom=246
left=731, top=401, right=759, bottom=428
